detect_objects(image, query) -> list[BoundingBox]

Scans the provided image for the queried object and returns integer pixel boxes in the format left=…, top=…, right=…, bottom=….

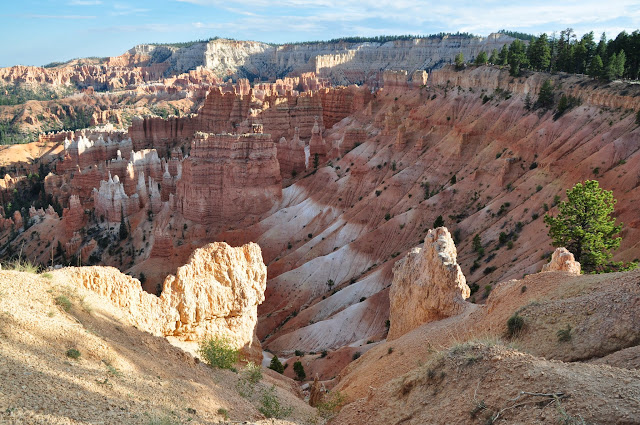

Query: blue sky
left=1, top=0, right=639, bottom=67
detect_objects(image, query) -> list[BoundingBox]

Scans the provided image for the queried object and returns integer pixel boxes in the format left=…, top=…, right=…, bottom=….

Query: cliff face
left=134, top=34, right=514, bottom=84
left=59, top=242, right=267, bottom=362
left=175, top=132, right=282, bottom=226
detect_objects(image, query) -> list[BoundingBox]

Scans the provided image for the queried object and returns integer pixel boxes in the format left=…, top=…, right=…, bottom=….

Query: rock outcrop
left=388, top=227, right=470, bottom=340
left=59, top=242, right=267, bottom=362
left=175, top=132, right=281, bottom=226
left=542, top=247, right=581, bottom=275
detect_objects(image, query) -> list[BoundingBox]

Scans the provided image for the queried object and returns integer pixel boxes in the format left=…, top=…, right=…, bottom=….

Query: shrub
left=259, top=386, right=292, bottom=419
left=352, top=351, right=361, bottom=361
left=321, top=350, right=328, bottom=358
left=384, top=213, right=391, bottom=221
left=66, top=348, right=81, bottom=359
left=507, top=313, right=525, bottom=337
left=557, top=325, right=572, bottom=342
left=268, top=355, right=284, bottom=374
left=217, top=408, right=229, bottom=420
left=483, top=266, right=496, bottom=275
left=293, top=360, right=306, bottom=380
left=294, top=349, right=305, bottom=357
left=317, top=391, right=346, bottom=420
left=55, top=295, right=72, bottom=312
left=198, top=336, right=239, bottom=369
left=243, top=361, right=262, bottom=384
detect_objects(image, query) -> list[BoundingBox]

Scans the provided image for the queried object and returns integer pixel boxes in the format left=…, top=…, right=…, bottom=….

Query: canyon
left=1, top=42, right=639, bottom=424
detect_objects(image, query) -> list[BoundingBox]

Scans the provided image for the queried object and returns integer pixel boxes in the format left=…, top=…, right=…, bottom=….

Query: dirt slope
left=0, top=270, right=316, bottom=424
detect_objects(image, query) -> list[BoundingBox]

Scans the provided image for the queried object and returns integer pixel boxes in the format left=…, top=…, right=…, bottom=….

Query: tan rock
left=388, top=227, right=470, bottom=340
left=542, top=247, right=581, bottom=275
left=59, top=242, right=267, bottom=363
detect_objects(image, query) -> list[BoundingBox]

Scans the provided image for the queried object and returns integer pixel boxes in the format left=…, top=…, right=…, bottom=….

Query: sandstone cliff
left=58, top=242, right=267, bottom=362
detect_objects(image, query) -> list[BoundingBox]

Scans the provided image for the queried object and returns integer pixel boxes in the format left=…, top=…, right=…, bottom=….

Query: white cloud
left=68, top=0, right=102, bottom=5
left=25, top=14, right=97, bottom=19
left=172, top=0, right=640, bottom=38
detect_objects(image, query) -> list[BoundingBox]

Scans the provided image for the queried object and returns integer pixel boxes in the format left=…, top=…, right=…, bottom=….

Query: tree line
left=463, top=29, right=639, bottom=80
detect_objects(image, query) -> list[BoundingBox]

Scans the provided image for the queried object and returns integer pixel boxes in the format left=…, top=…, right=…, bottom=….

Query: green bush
left=557, top=325, right=572, bottom=342
left=259, top=386, right=292, bottom=419
left=55, top=295, right=72, bottom=312
left=66, top=348, right=81, bottom=359
left=198, top=336, right=239, bottom=369
left=507, top=313, right=525, bottom=337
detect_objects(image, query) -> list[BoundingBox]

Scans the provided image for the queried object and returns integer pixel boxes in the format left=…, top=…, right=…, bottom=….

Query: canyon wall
left=175, top=132, right=282, bottom=226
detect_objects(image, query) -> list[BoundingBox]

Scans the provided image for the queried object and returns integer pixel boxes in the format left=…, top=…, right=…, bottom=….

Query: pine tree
left=528, top=34, right=551, bottom=71
left=119, top=210, right=128, bottom=240
left=588, top=55, right=604, bottom=78
left=454, top=52, right=465, bottom=69
left=268, top=355, right=285, bottom=374
left=544, top=180, right=625, bottom=273
left=293, top=360, right=306, bottom=380
left=488, top=49, right=499, bottom=64
left=498, top=45, right=509, bottom=65
left=536, top=79, right=554, bottom=109
left=507, top=39, right=528, bottom=76
left=433, top=215, right=444, bottom=228
left=475, top=51, right=488, bottom=65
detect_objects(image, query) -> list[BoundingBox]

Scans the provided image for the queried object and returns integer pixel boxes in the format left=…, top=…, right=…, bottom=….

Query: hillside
left=0, top=268, right=315, bottom=424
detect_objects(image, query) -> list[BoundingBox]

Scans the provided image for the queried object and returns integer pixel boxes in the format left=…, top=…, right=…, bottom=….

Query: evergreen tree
left=119, top=211, right=128, bottom=240
left=606, top=51, right=626, bottom=80
left=588, top=55, right=604, bottom=78
left=536, top=79, right=554, bottom=109
left=268, top=355, right=285, bottom=374
left=293, top=361, right=306, bottom=380
left=454, top=52, right=465, bottom=69
left=528, top=33, right=551, bottom=71
left=475, top=51, right=488, bottom=65
left=498, top=45, right=509, bottom=65
left=544, top=180, right=625, bottom=273
left=507, top=39, right=528, bottom=76
left=488, top=49, right=499, bottom=64
left=433, top=215, right=444, bottom=228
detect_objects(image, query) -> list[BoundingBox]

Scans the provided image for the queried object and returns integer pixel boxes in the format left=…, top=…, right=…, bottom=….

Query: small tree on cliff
left=119, top=210, right=128, bottom=241
left=475, top=51, right=488, bottom=66
left=454, top=52, right=465, bottom=70
left=433, top=215, right=444, bottom=228
left=536, top=79, right=554, bottom=109
left=544, top=180, right=633, bottom=273
left=269, top=355, right=285, bottom=374
left=293, top=360, right=306, bottom=380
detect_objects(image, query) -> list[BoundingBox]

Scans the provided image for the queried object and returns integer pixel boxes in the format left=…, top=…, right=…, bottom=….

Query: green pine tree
left=588, top=55, right=604, bottom=78
left=433, top=215, right=444, bottom=228
left=488, top=49, right=499, bottom=64
left=536, top=79, right=554, bottom=109
left=543, top=180, right=625, bottom=273
left=474, top=51, right=488, bottom=65
left=268, top=355, right=285, bottom=374
left=454, top=52, right=465, bottom=70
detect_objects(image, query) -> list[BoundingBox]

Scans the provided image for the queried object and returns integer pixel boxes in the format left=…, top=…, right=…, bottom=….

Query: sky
left=1, top=0, right=639, bottom=67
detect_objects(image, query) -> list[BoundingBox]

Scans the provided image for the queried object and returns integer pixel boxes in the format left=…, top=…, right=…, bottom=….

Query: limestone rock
left=60, top=242, right=267, bottom=363
left=388, top=227, right=470, bottom=340
left=542, top=247, right=581, bottom=275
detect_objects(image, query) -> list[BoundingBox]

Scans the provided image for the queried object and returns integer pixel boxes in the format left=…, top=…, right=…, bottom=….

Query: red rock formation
left=62, top=195, right=86, bottom=238
left=277, top=128, right=306, bottom=178
left=175, top=132, right=282, bottom=226
left=309, top=118, right=327, bottom=164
